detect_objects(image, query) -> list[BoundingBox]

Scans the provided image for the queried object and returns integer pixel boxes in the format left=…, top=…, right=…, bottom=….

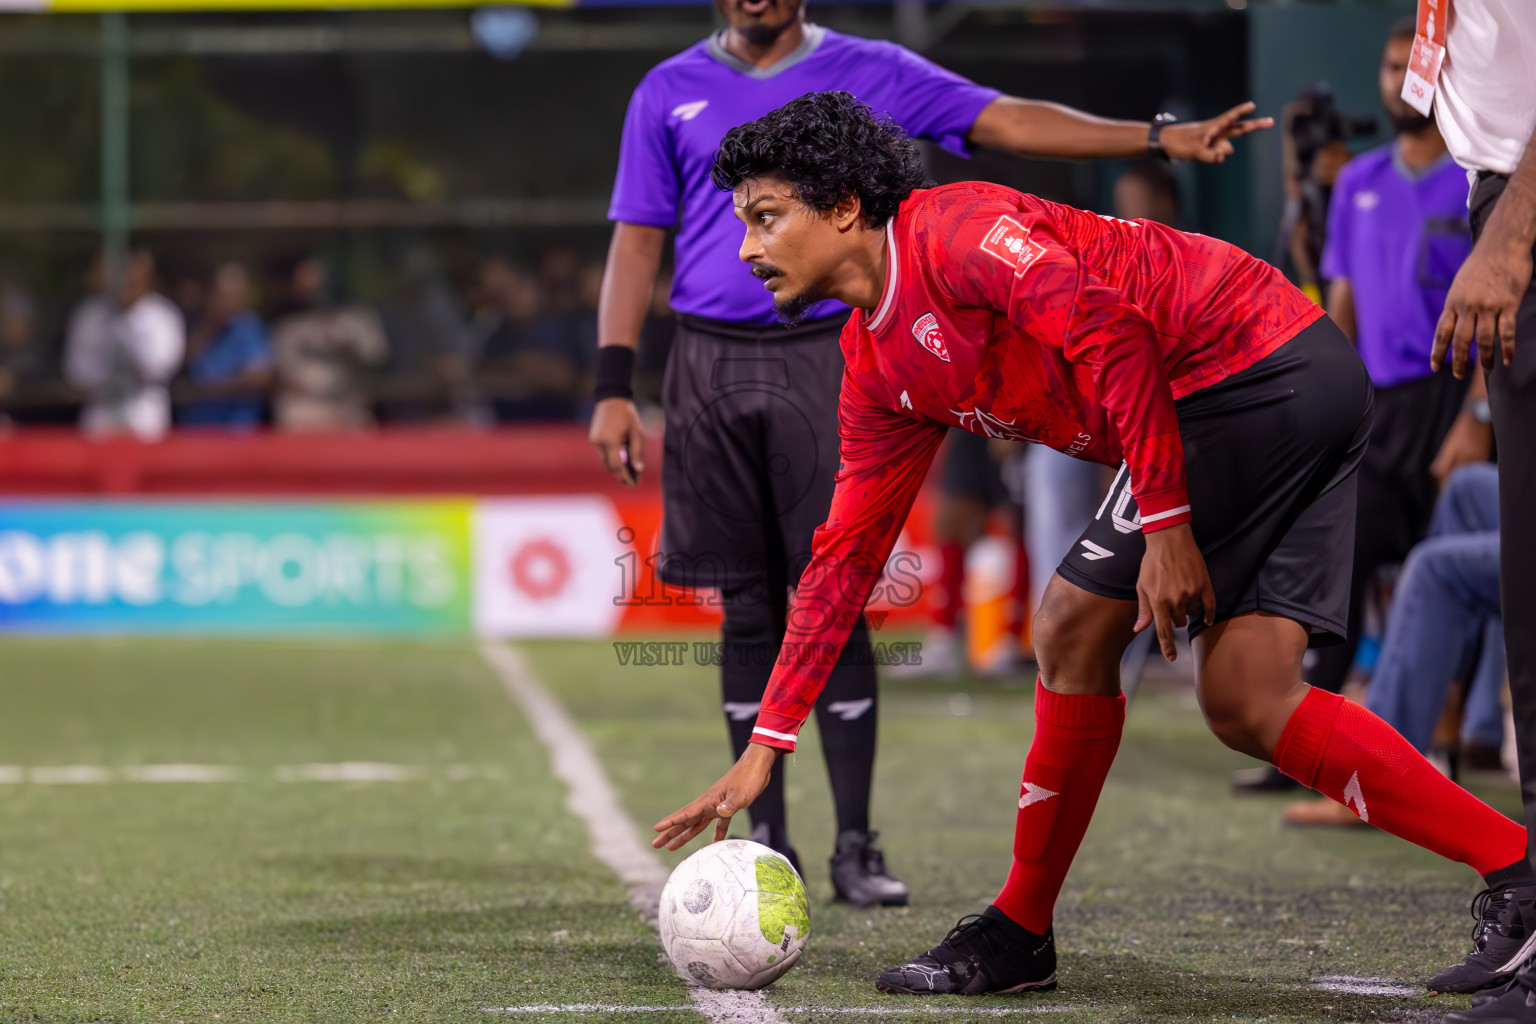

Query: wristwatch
left=1148, top=112, right=1178, bottom=162
left=1468, top=397, right=1492, bottom=424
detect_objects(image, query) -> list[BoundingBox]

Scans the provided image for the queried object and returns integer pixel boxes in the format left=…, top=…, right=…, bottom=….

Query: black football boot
left=876, top=906, right=1057, bottom=995
left=1429, top=885, right=1536, bottom=994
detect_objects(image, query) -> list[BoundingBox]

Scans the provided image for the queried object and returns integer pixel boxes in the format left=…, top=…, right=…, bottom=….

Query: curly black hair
left=711, top=91, right=931, bottom=228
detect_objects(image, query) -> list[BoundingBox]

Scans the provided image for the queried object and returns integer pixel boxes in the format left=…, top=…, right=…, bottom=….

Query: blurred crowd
left=0, top=244, right=675, bottom=438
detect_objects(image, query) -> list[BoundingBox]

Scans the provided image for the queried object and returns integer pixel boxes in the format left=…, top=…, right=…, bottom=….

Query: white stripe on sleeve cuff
left=752, top=726, right=799, bottom=743
left=1140, top=504, right=1192, bottom=524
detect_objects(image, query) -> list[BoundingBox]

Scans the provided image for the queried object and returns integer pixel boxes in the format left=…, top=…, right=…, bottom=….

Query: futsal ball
left=657, top=839, right=810, bottom=990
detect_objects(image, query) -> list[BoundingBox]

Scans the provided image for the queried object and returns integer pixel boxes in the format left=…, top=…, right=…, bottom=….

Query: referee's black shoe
left=1442, top=969, right=1536, bottom=1023
left=1429, top=885, right=1536, bottom=994
left=830, top=829, right=909, bottom=907
left=875, top=906, right=1057, bottom=995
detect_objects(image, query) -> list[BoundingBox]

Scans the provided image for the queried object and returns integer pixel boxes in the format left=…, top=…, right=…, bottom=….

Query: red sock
left=994, top=681, right=1125, bottom=934
left=1273, top=687, right=1526, bottom=878
left=935, top=541, right=966, bottom=631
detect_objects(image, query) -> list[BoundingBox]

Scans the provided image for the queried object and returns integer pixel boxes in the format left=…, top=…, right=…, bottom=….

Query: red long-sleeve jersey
left=750, top=182, right=1322, bottom=752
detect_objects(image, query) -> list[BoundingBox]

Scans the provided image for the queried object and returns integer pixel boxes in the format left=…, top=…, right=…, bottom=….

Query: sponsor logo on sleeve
left=911, top=312, right=950, bottom=363
left=979, top=215, right=1048, bottom=278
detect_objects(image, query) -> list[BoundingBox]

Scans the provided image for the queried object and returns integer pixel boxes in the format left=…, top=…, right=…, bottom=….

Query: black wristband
left=593, top=345, right=637, bottom=402
left=1148, top=112, right=1177, bottom=162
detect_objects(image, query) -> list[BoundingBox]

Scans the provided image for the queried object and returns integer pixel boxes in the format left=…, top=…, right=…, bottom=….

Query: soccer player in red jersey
left=650, top=91, right=1536, bottom=997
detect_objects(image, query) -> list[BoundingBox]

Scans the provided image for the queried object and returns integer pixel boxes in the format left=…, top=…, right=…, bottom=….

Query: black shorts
left=657, top=313, right=849, bottom=590
left=1055, top=317, right=1372, bottom=646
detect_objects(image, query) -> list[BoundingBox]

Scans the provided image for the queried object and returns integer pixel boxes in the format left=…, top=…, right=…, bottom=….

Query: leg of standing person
left=1479, top=171, right=1536, bottom=929
left=1023, top=445, right=1103, bottom=619
left=1439, top=170, right=1536, bottom=1024
left=765, top=317, right=909, bottom=908
left=1464, top=619, right=1510, bottom=767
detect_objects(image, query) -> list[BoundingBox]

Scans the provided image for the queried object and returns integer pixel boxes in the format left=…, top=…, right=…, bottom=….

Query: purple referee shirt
left=608, top=25, right=1000, bottom=326
left=1319, top=142, right=1473, bottom=388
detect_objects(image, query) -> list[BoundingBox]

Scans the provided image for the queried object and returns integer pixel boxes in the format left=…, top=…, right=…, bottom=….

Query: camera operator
left=1277, top=83, right=1377, bottom=301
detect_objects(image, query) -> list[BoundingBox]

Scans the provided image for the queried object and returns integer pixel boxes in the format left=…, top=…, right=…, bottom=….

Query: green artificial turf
left=0, top=633, right=1521, bottom=1023
left=525, top=634, right=1525, bottom=1024
left=0, top=637, right=695, bottom=1024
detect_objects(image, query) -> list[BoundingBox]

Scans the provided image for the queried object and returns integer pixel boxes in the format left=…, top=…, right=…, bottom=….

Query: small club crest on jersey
left=911, top=312, right=950, bottom=362
left=980, top=215, right=1048, bottom=278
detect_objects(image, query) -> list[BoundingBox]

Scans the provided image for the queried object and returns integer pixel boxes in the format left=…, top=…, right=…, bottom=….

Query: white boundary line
left=1307, top=975, right=1420, bottom=996
left=478, top=641, right=789, bottom=1024
left=483, top=1005, right=1073, bottom=1016
left=0, top=763, right=504, bottom=784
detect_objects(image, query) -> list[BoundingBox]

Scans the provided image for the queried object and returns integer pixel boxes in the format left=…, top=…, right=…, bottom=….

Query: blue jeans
left=1365, top=463, right=1504, bottom=752
left=1025, top=446, right=1104, bottom=617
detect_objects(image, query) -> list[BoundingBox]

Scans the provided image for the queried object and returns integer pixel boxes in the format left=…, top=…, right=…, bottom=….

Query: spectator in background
left=268, top=255, right=387, bottom=431
left=474, top=254, right=587, bottom=422
left=64, top=249, right=184, bottom=440
left=377, top=245, right=475, bottom=425
left=178, top=262, right=271, bottom=431
left=0, top=285, right=48, bottom=427
left=1112, top=159, right=1181, bottom=225
left=1234, top=19, right=1479, bottom=794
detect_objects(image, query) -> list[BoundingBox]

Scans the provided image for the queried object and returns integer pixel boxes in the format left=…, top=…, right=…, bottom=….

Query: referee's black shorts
left=657, top=312, right=849, bottom=592
left=1055, top=316, right=1373, bottom=646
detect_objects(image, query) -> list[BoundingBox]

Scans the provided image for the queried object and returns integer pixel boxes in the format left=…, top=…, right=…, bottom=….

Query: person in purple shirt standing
left=1261, top=19, right=1483, bottom=807
left=588, top=0, right=1272, bottom=906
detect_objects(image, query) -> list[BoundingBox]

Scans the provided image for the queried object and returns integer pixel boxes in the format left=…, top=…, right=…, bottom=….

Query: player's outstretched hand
left=589, top=397, right=646, bottom=486
left=1163, top=102, right=1273, bottom=164
left=653, top=743, right=778, bottom=851
left=1135, top=524, right=1216, bottom=662
left=1432, top=237, right=1532, bottom=380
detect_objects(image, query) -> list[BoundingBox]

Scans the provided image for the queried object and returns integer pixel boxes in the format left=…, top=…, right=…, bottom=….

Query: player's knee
left=1199, top=690, right=1279, bottom=760
left=1033, top=581, right=1124, bottom=695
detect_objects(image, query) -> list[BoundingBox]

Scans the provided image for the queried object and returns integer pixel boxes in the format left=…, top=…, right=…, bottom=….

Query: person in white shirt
left=64, top=249, right=185, bottom=440
left=1426, top=3, right=1536, bottom=1022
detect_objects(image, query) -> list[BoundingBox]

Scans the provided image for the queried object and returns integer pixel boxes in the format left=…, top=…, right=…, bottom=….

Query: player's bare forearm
left=599, top=222, right=667, bottom=352
left=968, top=97, right=1271, bottom=164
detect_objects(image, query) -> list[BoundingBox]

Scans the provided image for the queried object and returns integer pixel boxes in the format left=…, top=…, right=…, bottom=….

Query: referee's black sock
left=813, top=617, right=878, bottom=836
left=720, top=591, right=790, bottom=850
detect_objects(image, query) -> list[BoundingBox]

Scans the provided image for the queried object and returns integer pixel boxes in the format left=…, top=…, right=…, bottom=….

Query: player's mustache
left=751, top=264, right=784, bottom=281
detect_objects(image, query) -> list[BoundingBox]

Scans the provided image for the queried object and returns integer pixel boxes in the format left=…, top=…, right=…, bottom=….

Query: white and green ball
left=657, top=839, right=810, bottom=990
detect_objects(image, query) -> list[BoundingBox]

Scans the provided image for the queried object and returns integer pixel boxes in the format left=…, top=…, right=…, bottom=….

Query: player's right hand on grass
left=653, top=743, right=778, bottom=851
left=589, top=397, right=646, bottom=486
left=1135, top=523, right=1216, bottom=662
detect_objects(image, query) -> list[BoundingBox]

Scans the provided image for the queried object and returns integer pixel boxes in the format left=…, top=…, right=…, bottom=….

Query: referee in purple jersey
left=589, top=0, right=1269, bottom=906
